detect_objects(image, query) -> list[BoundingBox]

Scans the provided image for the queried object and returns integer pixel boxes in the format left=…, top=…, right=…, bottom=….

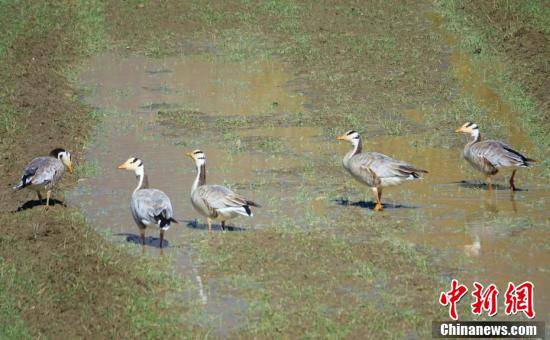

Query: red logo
left=504, top=281, right=535, bottom=319
left=439, top=280, right=535, bottom=320
left=439, top=279, right=468, bottom=320
left=471, top=282, right=499, bottom=316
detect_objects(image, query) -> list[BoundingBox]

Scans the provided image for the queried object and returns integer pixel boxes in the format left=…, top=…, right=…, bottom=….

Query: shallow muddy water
left=67, top=52, right=329, bottom=331
left=69, top=48, right=549, bottom=328
left=370, top=134, right=549, bottom=315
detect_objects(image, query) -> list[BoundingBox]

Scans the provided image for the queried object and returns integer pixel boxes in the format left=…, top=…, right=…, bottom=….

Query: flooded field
left=68, top=48, right=549, bottom=331
left=3, top=0, right=548, bottom=337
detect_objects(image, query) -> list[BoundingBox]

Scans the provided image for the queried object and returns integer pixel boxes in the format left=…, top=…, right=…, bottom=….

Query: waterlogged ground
left=60, top=1, right=550, bottom=337
left=68, top=46, right=549, bottom=334
left=2, top=0, right=548, bottom=337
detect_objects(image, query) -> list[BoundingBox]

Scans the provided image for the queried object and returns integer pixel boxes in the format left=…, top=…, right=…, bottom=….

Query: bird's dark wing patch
left=18, top=166, right=39, bottom=189
left=154, top=209, right=174, bottom=228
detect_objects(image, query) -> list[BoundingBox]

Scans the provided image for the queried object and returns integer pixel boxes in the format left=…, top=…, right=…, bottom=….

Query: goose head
left=186, top=149, right=206, bottom=167
left=455, top=122, right=479, bottom=135
left=336, top=130, right=361, bottom=145
left=50, top=148, right=73, bottom=173
left=117, top=157, right=144, bottom=176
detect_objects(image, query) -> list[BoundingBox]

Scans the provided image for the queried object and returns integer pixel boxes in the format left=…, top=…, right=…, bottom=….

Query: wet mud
left=69, top=49, right=549, bottom=329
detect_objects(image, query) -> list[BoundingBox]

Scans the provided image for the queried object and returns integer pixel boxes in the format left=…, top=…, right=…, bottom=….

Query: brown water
left=426, top=11, right=525, bottom=146
left=68, top=52, right=329, bottom=332
left=370, top=134, right=549, bottom=316
left=68, top=46, right=549, bottom=328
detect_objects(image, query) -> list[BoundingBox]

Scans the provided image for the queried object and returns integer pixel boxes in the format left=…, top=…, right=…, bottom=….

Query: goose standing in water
left=117, top=157, right=177, bottom=248
left=14, top=148, right=73, bottom=209
left=456, top=122, right=535, bottom=191
left=186, top=150, right=260, bottom=232
left=336, top=130, right=427, bottom=211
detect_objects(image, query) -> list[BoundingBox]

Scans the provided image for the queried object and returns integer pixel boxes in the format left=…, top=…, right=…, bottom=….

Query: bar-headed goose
left=14, top=148, right=73, bottom=209
left=186, top=150, right=260, bottom=231
left=336, top=130, right=427, bottom=211
left=456, top=122, right=535, bottom=191
left=117, top=157, right=177, bottom=248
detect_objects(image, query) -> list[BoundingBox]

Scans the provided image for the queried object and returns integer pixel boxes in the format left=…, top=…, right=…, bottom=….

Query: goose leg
left=509, top=169, right=517, bottom=191
left=221, top=221, right=226, bottom=231
left=140, top=230, right=145, bottom=245
left=159, top=229, right=164, bottom=248
left=36, top=191, right=43, bottom=202
left=207, top=218, right=212, bottom=232
left=486, top=176, right=493, bottom=191
left=373, top=187, right=383, bottom=211
left=377, top=188, right=383, bottom=211
left=44, top=190, right=51, bottom=210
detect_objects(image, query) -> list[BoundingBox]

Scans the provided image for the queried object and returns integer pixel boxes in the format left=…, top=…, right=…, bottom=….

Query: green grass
left=1, top=0, right=547, bottom=337
left=0, top=260, right=32, bottom=339
left=101, top=1, right=548, bottom=335
left=436, top=0, right=549, bottom=175
left=193, top=226, right=439, bottom=338
left=0, top=208, right=203, bottom=338
left=0, top=0, right=107, bottom=153
left=0, top=0, right=202, bottom=337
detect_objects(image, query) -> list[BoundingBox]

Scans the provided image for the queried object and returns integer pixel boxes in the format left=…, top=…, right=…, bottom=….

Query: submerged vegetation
left=0, top=0, right=547, bottom=338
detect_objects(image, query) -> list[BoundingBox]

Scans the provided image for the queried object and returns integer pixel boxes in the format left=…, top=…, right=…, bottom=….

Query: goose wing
left=473, top=140, right=534, bottom=168
left=132, top=189, right=175, bottom=227
left=15, top=157, right=61, bottom=189
left=352, top=152, right=427, bottom=180
left=196, top=185, right=259, bottom=216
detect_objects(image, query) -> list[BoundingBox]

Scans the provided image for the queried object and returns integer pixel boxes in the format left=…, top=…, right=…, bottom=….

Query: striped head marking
left=336, top=130, right=360, bottom=142
left=50, top=148, right=73, bottom=173
left=117, top=157, right=143, bottom=171
left=455, top=122, right=479, bottom=134
left=186, top=150, right=206, bottom=164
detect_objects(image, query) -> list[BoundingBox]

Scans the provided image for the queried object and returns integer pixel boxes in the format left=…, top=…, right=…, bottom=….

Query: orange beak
left=68, top=164, right=74, bottom=173
left=336, top=135, right=346, bottom=140
left=185, top=152, right=194, bottom=158
left=455, top=127, right=464, bottom=133
left=117, top=163, right=127, bottom=169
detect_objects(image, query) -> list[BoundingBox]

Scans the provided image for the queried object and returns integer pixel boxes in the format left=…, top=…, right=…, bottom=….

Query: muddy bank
left=0, top=2, right=197, bottom=337
left=71, top=49, right=550, bottom=329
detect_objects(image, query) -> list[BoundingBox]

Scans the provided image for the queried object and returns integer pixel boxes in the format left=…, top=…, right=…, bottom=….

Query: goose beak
left=117, top=163, right=127, bottom=169
left=68, top=164, right=74, bottom=173
left=455, top=127, right=464, bottom=133
left=336, top=135, right=346, bottom=140
left=185, top=152, right=194, bottom=158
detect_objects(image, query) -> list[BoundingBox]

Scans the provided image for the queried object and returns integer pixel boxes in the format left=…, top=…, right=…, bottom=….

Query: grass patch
left=1, top=0, right=545, bottom=337
left=436, top=0, right=549, bottom=175
left=101, top=0, right=548, bottom=336
left=0, top=260, right=32, bottom=339
left=0, top=0, right=199, bottom=337
left=194, top=226, right=441, bottom=338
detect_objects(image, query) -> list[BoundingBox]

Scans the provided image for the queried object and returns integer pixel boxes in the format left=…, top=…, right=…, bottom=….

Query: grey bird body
left=343, top=151, right=426, bottom=188
left=131, top=188, right=175, bottom=231
left=463, top=139, right=533, bottom=175
left=337, top=130, right=427, bottom=211
left=118, top=157, right=176, bottom=247
left=191, top=184, right=256, bottom=221
left=14, top=148, right=73, bottom=208
left=456, top=122, right=534, bottom=191
left=187, top=150, right=259, bottom=231
left=15, top=156, right=65, bottom=192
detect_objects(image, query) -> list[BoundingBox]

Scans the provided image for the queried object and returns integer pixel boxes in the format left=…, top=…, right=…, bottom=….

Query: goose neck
left=468, top=130, right=481, bottom=145
left=192, top=163, right=206, bottom=193
left=345, top=138, right=362, bottom=162
left=134, top=167, right=148, bottom=193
